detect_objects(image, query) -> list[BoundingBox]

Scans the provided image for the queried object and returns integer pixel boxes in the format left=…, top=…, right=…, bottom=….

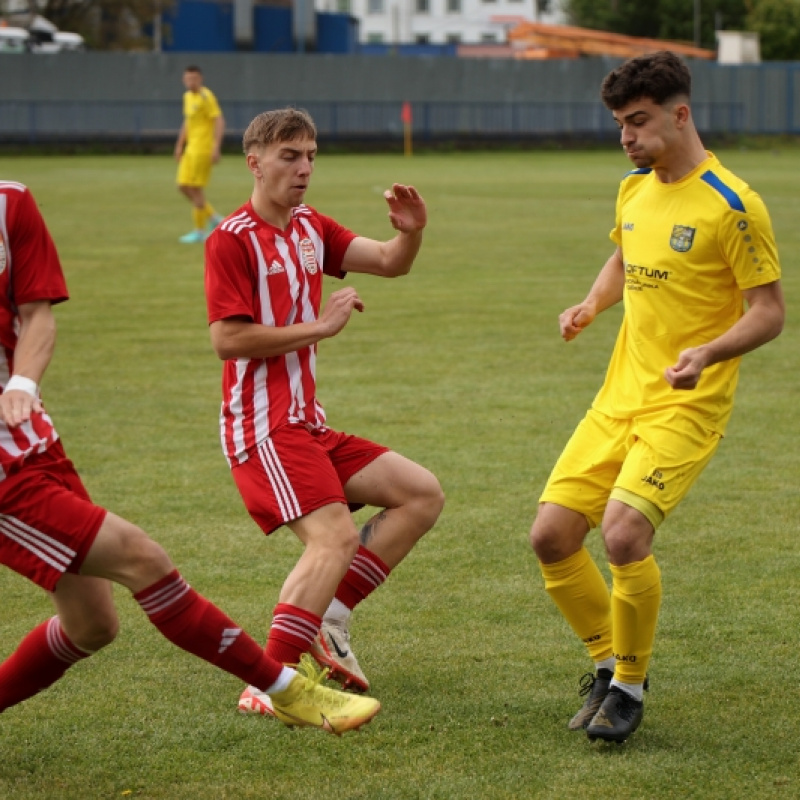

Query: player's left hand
left=384, top=184, right=426, bottom=233
left=664, top=346, right=710, bottom=390
left=0, top=389, right=42, bottom=428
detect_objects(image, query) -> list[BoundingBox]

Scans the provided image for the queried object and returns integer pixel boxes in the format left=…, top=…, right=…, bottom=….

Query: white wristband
left=5, top=375, right=39, bottom=398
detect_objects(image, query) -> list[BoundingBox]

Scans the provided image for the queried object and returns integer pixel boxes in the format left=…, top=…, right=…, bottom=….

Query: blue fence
left=0, top=100, right=749, bottom=145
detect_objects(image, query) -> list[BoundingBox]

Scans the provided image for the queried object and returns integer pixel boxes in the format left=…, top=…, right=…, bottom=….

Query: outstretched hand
left=384, top=184, right=427, bottom=234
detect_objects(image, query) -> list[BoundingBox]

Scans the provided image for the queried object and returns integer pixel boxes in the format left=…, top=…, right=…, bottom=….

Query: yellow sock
left=540, top=547, right=612, bottom=663
left=192, top=206, right=207, bottom=231
left=609, top=555, right=662, bottom=684
left=203, top=202, right=216, bottom=219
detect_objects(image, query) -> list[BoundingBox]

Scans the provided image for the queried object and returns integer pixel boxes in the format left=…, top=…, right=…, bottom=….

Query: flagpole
left=401, top=101, right=412, bottom=157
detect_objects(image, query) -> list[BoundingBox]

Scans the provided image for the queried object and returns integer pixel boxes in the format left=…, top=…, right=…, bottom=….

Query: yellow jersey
left=593, top=152, right=781, bottom=434
left=182, top=87, right=222, bottom=154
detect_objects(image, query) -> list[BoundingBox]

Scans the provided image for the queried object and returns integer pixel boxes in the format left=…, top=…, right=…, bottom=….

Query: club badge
left=669, top=225, right=696, bottom=253
left=299, top=238, right=318, bottom=274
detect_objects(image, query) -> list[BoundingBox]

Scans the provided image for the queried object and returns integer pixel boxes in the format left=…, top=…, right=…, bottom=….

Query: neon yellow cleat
left=268, top=654, right=380, bottom=735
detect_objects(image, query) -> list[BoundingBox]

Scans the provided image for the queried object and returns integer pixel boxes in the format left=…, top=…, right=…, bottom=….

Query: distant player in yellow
left=529, top=51, right=785, bottom=743
left=174, top=65, right=225, bottom=243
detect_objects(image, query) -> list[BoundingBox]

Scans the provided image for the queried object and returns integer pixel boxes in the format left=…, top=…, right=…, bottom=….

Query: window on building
left=336, top=0, right=351, bottom=11
left=366, top=32, right=384, bottom=42
left=367, top=0, right=384, bottom=13
left=416, top=0, right=429, bottom=12
left=415, top=33, right=430, bottom=43
left=480, top=32, right=498, bottom=42
left=446, top=33, right=461, bottom=43
left=447, top=0, right=461, bottom=11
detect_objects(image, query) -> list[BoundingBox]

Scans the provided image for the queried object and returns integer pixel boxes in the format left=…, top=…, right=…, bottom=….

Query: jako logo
left=641, top=469, right=666, bottom=490
left=614, top=653, right=637, bottom=663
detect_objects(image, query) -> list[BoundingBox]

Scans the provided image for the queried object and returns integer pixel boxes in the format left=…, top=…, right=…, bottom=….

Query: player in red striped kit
left=0, top=180, right=380, bottom=734
left=204, top=108, right=444, bottom=713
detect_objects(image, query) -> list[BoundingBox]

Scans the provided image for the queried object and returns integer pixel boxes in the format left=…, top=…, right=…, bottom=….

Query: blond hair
left=242, top=108, right=317, bottom=153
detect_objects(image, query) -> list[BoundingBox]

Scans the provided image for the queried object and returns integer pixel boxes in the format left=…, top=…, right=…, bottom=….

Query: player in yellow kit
left=174, top=65, right=225, bottom=243
left=529, top=51, right=785, bottom=743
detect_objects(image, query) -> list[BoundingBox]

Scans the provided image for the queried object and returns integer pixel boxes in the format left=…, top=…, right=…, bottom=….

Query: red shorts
left=0, top=440, right=107, bottom=592
left=232, top=424, right=389, bottom=535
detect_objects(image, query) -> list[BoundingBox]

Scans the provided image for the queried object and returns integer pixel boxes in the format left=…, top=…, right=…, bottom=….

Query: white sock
left=610, top=678, right=644, bottom=701
left=324, top=597, right=351, bottom=626
left=595, top=657, right=616, bottom=674
left=264, top=665, right=295, bottom=695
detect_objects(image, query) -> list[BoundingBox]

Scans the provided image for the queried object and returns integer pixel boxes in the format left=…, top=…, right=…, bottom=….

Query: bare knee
left=67, top=610, right=120, bottom=652
left=412, top=471, right=445, bottom=531
left=53, top=575, right=121, bottom=652
left=601, top=502, right=654, bottom=565
left=529, top=504, right=589, bottom=564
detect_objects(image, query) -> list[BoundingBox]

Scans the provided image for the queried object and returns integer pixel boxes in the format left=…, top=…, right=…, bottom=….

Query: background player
left=528, top=51, right=785, bottom=743
left=0, top=179, right=380, bottom=735
left=204, top=108, right=444, bottom=715
left=174, top=65, right=225, bottom=243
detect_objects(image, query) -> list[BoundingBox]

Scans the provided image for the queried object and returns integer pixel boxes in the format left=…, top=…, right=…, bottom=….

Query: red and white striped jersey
left=0, top=182, right=68, bottom=480
left=205, top=201, right=356, bottom=466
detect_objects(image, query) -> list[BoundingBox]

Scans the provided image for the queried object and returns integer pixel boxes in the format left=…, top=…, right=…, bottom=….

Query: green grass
left=0, top=148, right=798, bottom=799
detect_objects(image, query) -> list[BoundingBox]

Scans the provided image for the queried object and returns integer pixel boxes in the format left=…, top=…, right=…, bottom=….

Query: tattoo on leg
left=360, top=511, right=388, bottom=546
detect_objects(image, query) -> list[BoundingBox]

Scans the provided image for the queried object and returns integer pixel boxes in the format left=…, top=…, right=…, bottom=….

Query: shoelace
left=294, top=654, right=355, bottom=709
left=297, top=653, right=331, bottom=685
left=577, top=672, right=597, bottom=698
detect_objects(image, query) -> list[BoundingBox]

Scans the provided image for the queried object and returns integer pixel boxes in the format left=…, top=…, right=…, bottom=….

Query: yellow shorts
left=177, top=150, right=213, bottom=188
left=539, top=407, right=721, bottom=529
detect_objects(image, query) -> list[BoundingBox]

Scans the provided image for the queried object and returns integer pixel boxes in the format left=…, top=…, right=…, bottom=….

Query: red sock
left=134, top=570, right=282, bottom=691
left=265, top=603, right=321, bottom=665
left=335, top=546, right=391, bottom=610
left=0, top=616, right=90, bottom=712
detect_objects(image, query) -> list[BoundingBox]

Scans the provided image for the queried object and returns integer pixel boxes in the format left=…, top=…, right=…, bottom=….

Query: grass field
left=0, top=148, right=798, bottom=799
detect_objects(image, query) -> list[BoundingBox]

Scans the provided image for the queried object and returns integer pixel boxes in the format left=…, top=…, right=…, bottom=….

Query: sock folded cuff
left=609, top=555, right=661, bottom=595
left=539, top=546, right=592, bottom=582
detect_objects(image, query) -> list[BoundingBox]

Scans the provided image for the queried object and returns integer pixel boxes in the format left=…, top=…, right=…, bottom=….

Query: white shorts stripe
left=0, top=515, right=75, bottom=573
left=258, top=440, right=302, bottom=521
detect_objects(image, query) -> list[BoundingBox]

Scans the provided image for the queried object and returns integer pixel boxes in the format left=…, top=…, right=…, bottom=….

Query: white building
left=315, top=0, right=566, bottom=45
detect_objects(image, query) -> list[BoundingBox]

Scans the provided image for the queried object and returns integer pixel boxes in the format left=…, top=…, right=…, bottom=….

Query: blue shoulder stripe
left=624, top=167, right=652, bottom=177
left=700, top=171, right=746, bottom=212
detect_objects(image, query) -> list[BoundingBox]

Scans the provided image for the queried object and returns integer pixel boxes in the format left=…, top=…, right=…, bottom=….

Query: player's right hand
left=559, top=302, right=596, bottom=341
left=318, top=287, right=365, bottom=338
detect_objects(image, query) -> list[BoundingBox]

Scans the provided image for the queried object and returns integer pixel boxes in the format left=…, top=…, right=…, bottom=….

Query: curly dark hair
left=600, top=51, right=692, bottom=110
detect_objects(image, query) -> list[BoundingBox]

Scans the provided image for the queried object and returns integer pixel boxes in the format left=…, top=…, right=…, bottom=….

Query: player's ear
left=673, top=101, right=690, bottom=128
left=246, top=152, right=261, bottom=178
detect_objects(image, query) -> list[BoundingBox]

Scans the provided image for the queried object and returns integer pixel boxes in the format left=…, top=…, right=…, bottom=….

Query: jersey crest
left=669, top=225, right=696, bottom=253
left=299, top=237, right=318, bottom=274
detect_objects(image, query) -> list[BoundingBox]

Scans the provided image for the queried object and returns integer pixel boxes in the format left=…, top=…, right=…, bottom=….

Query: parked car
left=0, top=26, right=30, bottom=54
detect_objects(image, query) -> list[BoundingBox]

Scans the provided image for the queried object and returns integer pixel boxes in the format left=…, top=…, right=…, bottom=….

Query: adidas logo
left=219, top=627, right=242, bottom=653
left=267, top=260, right=284, bottom=275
